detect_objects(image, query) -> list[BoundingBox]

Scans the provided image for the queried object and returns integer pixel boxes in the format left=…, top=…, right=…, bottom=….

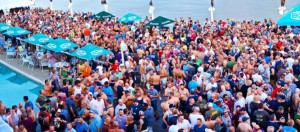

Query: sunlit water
left=0, top=63, right=42, bottom=111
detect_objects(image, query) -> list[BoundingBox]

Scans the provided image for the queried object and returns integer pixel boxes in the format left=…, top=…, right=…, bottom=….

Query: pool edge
left=0, top=60, right=45, bottom=85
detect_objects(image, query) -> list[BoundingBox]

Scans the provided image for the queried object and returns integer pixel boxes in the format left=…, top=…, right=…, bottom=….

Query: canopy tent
left=0, top=0, right=34, bottom=11
left=119, top=13, right=142, bottom=23
left=23, top=33, right=53, bottom=45
left=146, top=16, right=175, bottom=27
left=42, top=38, right=77, bottom=52
left=278, top=3, right=300, bottom=26
left=70, top=44, right=110, bottom=60
left=0, top=23, right=12, bottom=32
left=2, top=27, right=31, bottom=36
left=95, top=11, right=115, bottom=20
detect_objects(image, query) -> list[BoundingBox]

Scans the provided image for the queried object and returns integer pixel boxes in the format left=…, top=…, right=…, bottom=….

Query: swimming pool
left=0, top=62, right=43, bottom=111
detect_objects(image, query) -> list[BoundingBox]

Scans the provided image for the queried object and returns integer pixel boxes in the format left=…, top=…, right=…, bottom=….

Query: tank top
left=74, top=87, right=82, bottom=95
left=137, top=98, right=144, bottom=104
left=2, top=114, right=10, bottom=124
left=167, top=110, right=173, bottom=125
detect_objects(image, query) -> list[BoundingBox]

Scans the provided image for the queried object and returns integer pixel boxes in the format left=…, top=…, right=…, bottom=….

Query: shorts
left=154, top=84, right=161, bottom=92
left=48, top=63, right=54, bottom=68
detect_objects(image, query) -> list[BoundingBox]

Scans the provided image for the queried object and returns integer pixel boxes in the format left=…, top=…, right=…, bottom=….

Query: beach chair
left=28, top=59, right=35, bottom=70
left=6, top=48, right=15, bottom=60
left=21, top=55, right=29, bottom=67
left=16, top=45, right=26, bottom=59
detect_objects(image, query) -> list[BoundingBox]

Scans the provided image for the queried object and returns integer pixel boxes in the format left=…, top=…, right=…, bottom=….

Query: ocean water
left=0, top=63, right=42, bottom=111
left=34, top=0, right=299, bottom=21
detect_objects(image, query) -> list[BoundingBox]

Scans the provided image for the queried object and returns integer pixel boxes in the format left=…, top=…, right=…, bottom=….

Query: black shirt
left=126, top=123, right=135, bottom=132
left=116, top=85, right=124, bottom=100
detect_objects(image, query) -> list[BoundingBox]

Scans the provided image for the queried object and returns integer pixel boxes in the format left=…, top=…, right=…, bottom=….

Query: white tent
left=0, top=0, right=34, bottom=11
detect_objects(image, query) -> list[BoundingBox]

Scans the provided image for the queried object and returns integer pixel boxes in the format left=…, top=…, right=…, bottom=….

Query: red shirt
left=111, top=64, right=119, bottom=72
left=272, top=87, right=280, bottom=98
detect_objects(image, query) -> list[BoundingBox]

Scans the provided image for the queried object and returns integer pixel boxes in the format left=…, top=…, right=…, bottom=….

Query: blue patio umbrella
left=278, top=3, right=300, bottom=26
left=3, top=27, right=31, bottom=36
left=119, top=13, right=142, bottom=23
left=70, top=43, right=110, bottom=60
left=42, top=38, right=77, bottom=52
left=23, top=33, right=53, bottom=45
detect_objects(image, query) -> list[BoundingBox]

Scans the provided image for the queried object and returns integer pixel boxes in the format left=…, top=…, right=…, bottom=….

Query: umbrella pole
left=50, top=2, right=53, bottom=10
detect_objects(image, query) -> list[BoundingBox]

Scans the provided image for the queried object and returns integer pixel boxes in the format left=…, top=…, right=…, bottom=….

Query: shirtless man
left=121, top=91, right=135, bottom=108
left=160, top=62, right=169, bottom=89
left=146, top=69, right=154, bottom=90
left=167, top=92, right=180, bottom=108
left=178, top=84, right=190, bottom=109
left=160, top=98, right=170, bottom=112
left=149, top=72, right=161, bottom=93
left=205, top=114, right=216, bottom=130
left=173, top=64, right=185, bottom=79
left=237, top=117, right=252, bottom=132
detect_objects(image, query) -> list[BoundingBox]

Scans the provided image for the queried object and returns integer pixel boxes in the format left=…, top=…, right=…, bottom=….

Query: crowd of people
left=0, top=6, right=300, bottom=132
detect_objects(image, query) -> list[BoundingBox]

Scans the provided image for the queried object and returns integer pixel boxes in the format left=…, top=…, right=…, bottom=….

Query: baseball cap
left=242, top=116, right=249, bottom=122
left=239, top=107, right=246, bottom=112
left=169, top=104, right=175, bottom=108
left=57, top=109, right=61, bottom=113
left=133, top=99, right=138, bottom=102
left=211, top=87, right=217, bottom=91
left=142, top=103, right=149, bottom=107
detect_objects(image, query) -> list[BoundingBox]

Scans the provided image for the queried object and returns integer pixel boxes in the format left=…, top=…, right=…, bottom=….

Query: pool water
left=0, top=63, right=43, bottom=111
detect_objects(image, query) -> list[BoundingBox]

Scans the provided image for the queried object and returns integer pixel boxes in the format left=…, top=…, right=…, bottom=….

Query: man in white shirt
left=206, top=78, right=217, bottom=91
left=177, top=114, right=191, bottom=132
left=252, top=70, right=263, bottom=83
left=100, top=75, right=109, bottom=85
left=245, top=89, right=255, bottom=113
left=115, top=99, right=127, bottom=116
left=91, top=94, right=105, bottom=116
left=286, top=54, right=294, bottom=68
left=95, top=63, right=103, bottom=75
left=123, top=83, right=135, bottom=94
left=193, top=71, right=202, bottom=85
left=285, top=69, right=294, bottom=82
left=168, top=119, right=179, bottom=132
left=87, top=92, right=96, bottom=107
left=234, top=92, right=246, bottom=113
left=189, top=107, right=205, bottom=130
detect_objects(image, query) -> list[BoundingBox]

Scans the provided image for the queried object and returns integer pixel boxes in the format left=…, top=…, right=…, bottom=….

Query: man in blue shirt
left=188, top=76, right=199, bottom=92
left=89, top=112, right=102, bottom=132
left=143, top=103, right=155, bottom=132
left=281, top=119, right=297, bottom=132
left=193, top=118, right=208, bottom=132
left=23, top=96, right=34, bottom=109
left=66, top=95, right=77, bottom=122
left=102, top=81, right=114, bottom=102
left=148, top=85, right=159, bottom=112
left=130, top=99, right=142, bottom=121
left=72, top=117, right=89, bottom=132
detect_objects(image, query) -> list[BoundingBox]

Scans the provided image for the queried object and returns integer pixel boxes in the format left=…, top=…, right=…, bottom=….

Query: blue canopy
left=3, top=27, right=31, bottom=36
left=278, top=3, right=300, bottom=26
left=0, top=23, right=12, bottom=32
left=23, top=33, right=53, bottom=45
left=70, top=43, right=111, bottom=60
left=42, top=38, right=77, bottom=52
